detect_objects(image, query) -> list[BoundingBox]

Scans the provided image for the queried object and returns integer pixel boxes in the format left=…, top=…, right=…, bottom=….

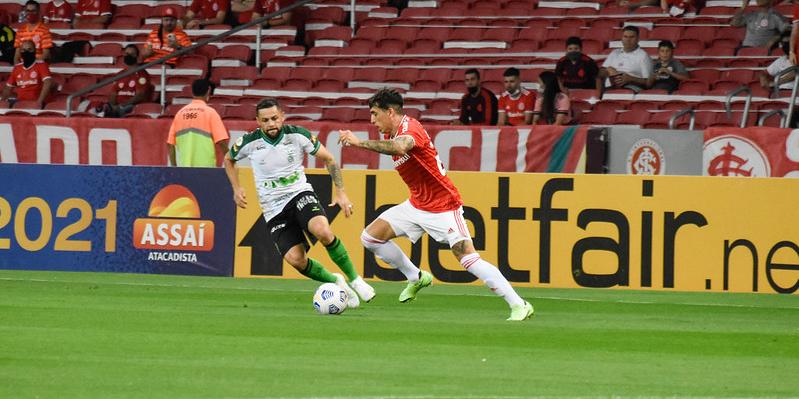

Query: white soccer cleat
left=349, top=276, right=376, bottom=302
left=334, top=273, right=360, bottom=309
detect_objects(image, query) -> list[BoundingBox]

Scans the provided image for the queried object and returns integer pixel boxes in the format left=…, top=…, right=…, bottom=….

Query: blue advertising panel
left=0, top=164, right=235, bottom=276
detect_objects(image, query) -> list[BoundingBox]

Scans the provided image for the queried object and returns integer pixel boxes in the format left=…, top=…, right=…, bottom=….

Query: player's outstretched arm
left=314, top=144, right=353, bottom=218
left=223, top=153, right=247, bottom=209
left=337, top=129, right=414, bottom=156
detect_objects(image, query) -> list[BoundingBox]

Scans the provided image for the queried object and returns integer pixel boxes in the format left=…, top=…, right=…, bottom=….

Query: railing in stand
left=669, top=107, right=695, bottom=130
left=66, top=0, right=315, bottom=117
left=758, top=109, right=785, bottom=127
left=724, top=86, right=752, bottom=128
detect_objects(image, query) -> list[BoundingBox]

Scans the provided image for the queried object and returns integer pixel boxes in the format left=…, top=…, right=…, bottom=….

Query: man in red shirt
left=142, top=7, right=192, bottom=66
left=43, top=0, right=74, bottom=24
left=14, top=0, right=53, bottom=63
left=97, top=44, right=154, bottom=117
left=251, top=0, right=291, bottom=27
left=73, top=0, right=111, bottom=27
left=183, top=0, right=229, bottom=29
left=338, top=88, right=534, bottom=321
left=0, top=39, right=53, bottom=107
left=498, top=67, right=535, bottom=126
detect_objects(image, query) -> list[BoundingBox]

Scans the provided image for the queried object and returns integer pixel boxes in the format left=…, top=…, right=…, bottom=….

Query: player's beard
left=265, top=127, right=279, bottom=136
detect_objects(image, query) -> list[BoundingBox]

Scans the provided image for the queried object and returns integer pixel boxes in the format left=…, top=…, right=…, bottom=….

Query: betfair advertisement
left=0, top=164, right=234, bottom=276
left=234, top=169, right=798, bottom=294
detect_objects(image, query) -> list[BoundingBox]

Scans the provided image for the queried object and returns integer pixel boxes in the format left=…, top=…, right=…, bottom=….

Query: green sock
left=300, top=258, right=337, bottom=283
left=325, top=237, right=358, bottom=282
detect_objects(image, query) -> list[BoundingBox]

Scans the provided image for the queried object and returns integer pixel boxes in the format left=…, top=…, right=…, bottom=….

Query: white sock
left=461, top=253, right=524, bottom=307
left=361, top=231, right=421, bottom=282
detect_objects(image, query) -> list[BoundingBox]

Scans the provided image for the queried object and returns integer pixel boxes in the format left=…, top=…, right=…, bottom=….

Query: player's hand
left=338, top=129, right=361, bottom=147
left=330, top=190, right=353, bottom=218
left=233, top=187, right=247, bottom=208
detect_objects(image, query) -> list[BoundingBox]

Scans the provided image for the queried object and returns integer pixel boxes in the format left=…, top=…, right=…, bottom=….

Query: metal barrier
left=669, top=107, right=695, bottom=130
left=758, top=108, right=786, bottom=126
left=724, top=85, right=752, bottom=128
left=66, top=0, right=316, bottom=117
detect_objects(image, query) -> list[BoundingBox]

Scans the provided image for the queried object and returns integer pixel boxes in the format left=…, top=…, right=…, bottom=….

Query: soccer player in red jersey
left=338, top=88, right=534, bottom=321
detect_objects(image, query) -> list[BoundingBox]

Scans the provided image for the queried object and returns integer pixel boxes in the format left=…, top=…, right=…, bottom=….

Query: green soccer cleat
left=399, top=270, right=432, bottom=303
left=507, top=301, right=534, bottom=321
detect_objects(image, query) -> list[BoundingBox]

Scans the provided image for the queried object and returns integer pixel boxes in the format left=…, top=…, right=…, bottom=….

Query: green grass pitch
left=1, top=269, right=797, bottom=399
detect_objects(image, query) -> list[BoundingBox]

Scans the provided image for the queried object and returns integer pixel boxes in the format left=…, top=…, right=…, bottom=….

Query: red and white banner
left=0, top=116, right=588, bottom=173
left=704, top=127, right=799, bottom=178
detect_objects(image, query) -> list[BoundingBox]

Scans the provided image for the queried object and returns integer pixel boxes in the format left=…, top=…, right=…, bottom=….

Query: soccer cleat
left=399, top=270, right=433, bottom=303
left=334, top=273, right=360, bottom=309
left=349, top=276, right=376, bottom=302
left=507, top=301, right=534, bottom=321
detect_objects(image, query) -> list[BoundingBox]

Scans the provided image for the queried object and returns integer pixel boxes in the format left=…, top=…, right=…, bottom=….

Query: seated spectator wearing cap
left=0, top=39, right=53, bottom=108
left=532, top=71, right=571, bottom=126
left=14, top=1, right=53, bottom=63
left=555, top=36, right=600, bottom=91
left=43, top=0, right=74, bottom=24
left=97, top=44, right=154, bottom=118
left=598, top=26, right=652, bottom=94
left=731, top=0, right=789, bottom=50
left=73, top=0, right=111, bottom=28
left=648, top=40, right=690, bottom=93
left=183, top=0, right=230, bottom=29
left=498, top=67, right=535, bottom=126
left=760, top=39, right=795, bottom=91
left=143, top=7, right=192, bottom=66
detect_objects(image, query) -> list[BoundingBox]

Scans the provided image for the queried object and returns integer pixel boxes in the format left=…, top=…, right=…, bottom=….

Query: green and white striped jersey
left=230, top=124, right=321, bottom=222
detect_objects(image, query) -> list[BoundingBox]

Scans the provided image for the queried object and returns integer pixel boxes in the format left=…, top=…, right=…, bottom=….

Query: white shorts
left=377, top=200, right=471, bottom=247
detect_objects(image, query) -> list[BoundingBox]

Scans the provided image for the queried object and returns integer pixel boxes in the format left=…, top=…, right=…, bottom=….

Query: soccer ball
left=313, top=283, right=348, bottom=315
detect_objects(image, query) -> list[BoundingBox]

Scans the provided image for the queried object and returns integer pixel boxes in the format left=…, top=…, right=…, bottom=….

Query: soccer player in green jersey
left=224, top=98, right=375, bottom=307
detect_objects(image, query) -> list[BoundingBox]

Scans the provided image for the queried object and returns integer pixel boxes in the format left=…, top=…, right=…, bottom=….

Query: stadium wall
left=2, top=116, right=799, bottom=177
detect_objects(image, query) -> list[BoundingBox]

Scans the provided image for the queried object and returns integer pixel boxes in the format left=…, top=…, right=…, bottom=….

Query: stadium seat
left=282, top=78, right=313, bottom=91
left=217, top=45, right=252, bottom=64
left=319, top=107, right=356, bottom=122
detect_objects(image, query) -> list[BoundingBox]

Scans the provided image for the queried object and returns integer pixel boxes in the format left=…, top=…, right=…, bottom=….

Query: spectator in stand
left=251, top=0, right=292, bottom=27
left=455, top=68, right=498, bottom=125
left=791, top=1, right=799, bottom=64
left=0, top=23, right=15, bottom=64
left=0, top=39, right=53, bottom=108
left=14, top=1, right=53, bottom=63
left=555, top=36, right=600, bottom=91
left=648, top=40, right=690, bottom=93
left=42, top=0, right=73, bottom=24
left=760, top=39, right=795, bottom=91
left=497, top=67, right=535, bottom=126
left=96, top=44, right=154, bottom=118
left=143, top=7, right=192, bottom=67
left=598, top=26, right=652, bottom=94
left=532, top=71, right=571, bottom=126
left=183, top=0, right=230, bottom=29
left=73, top=0, right=111, bottom=28
left=661, top=0, right=696, bottom=16
left=618, top=0, right=658, bottom=11
left=731, top=0, right=789, bottom=51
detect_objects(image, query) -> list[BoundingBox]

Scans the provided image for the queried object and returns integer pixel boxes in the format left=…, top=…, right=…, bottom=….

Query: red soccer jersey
left=75, top=0, right=112, bottom=17
left=43, top=1, right=74, bottom=23
left=114, top=69, right=153, bottom=103
left=498, top=88, right=536, bottom=126
left=190, top=0, right=229, bottom=20
left=7, top=61, right=51, bottom=101
left=392, top=115, right=463, bottom=212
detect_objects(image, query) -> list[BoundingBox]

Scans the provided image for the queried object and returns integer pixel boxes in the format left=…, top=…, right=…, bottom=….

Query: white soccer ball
left=313, top=282, right=348, bottom=315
